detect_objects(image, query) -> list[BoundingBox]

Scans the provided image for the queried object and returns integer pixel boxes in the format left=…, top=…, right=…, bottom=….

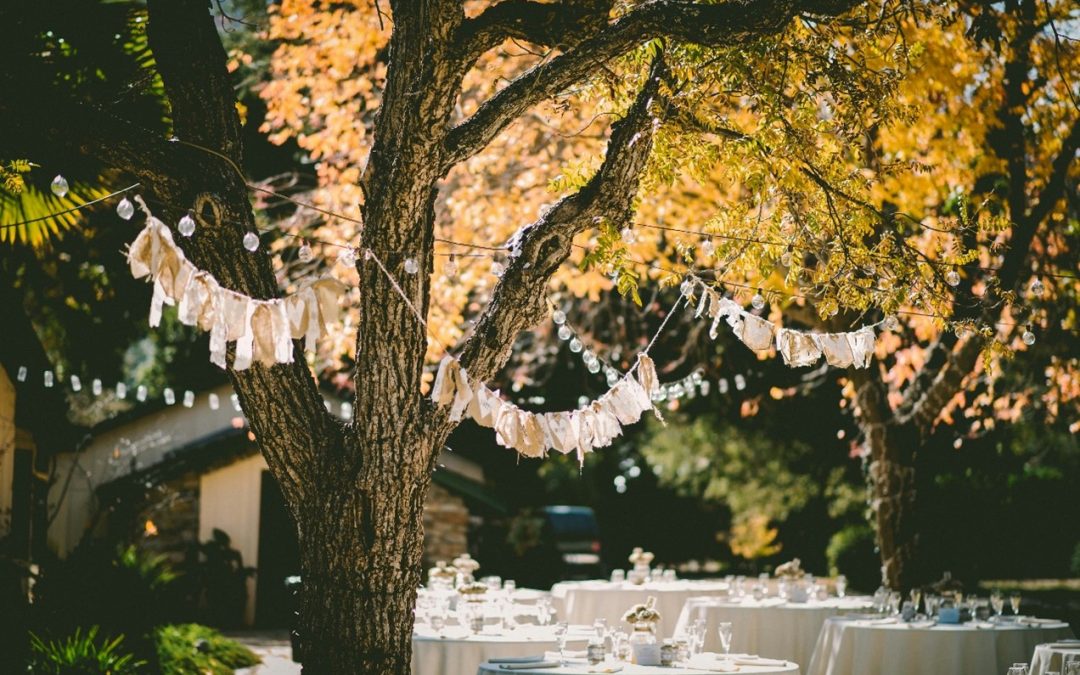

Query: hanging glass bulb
left=136, top=385, right=148, bottom=402
left=491, top=260, right=505, bottom=277
left=116, top=382, right=127, bottom=399
left=680, top=279, right=694, bottom=297
left=297, top=242, right=314, bottom=263
left=606, top=370, right=620, bottom=387
left=50, top=174, right=69, bottom=197
left=70, top=375, right=82, bottom=392
left=669, top=383, right=685, bottom=399
left=183, top=390, right=195, bottom=408
left=884, top=315, right=900, bottom=331
left=620, top=227, right=636, bottom=245
left=691, top=369, right=704, bottom=385
left=404, top=257, right=419, bottom=274
left=557, top=325, right=572, bottom=340
left=751, top=290, right=766, bottom=310
left=946, top=268, right=961, bottom=286
left=569, top=337, right=583, bottom=353
left=1030, top=278, right=1045, bottom=296
left=178, top=213, right=196, bottom=237
left=552, top=309, right=566, bottom=325
left=340, top=402, right=353, bottom=419
left=44, top=370, right=54, bottom=388
left=443, top=255, right=458, bottom=278
left=864, top=262, right=876, bottom=276
left=116, top=197, right=135, bottom=220
left=231, top=393, right=242, bottom=411
left=243, top=231, right=260, bottom=252
left=208, top=393, right=220, bottom=410
left=586, top=360, right=601, bottom=374
left=338, top=247, right=358, bottom=267
left=780, top=246, right=793, bottom=267
left=701, top=238, right=716, bottom=257
left=16, top=366, right=27, bottom=382
left=163, top=388, right=176, bottom=405
left=91, top=378, right=102, bottom=396
left=582, top=350, right=595, bottom=364
left=1022, top=326, right=1036, bottom=346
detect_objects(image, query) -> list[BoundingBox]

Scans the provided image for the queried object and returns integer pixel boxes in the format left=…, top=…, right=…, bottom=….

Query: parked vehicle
left=540, top=506, right=604, bottom=582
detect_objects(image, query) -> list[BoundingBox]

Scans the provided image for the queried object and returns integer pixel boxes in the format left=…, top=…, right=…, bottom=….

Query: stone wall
left=422, top=483, right=469, bottom=567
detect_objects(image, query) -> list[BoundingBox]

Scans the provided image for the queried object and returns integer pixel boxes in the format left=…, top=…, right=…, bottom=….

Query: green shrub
left=27, top=626, right=145, bottom=674
left=154, top=623, right=259, bottom=675
left=826, top=525, right=880, bottom=593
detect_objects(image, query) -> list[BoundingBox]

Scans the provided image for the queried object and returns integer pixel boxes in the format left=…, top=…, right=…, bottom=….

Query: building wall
left=198, top=452, right=267, bottom=626
left=0, top=366, right=14, bottom=535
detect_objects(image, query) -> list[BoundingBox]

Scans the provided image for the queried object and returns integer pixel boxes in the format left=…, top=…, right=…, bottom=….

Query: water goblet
left=1009, top=592, right=1022, bottom=616
left=835, top=575, right=847, bottom=598
left=503, top=579, right=517, bottom=594
left=990, top=590, right=1005, bottom=619
left=555, top=622, right=569, bottom=664
left=611, top=568, right=626, bottom=584
left=717, top=622, right=734, bottom=661
left=887, top=592, right=902, bottom=615
left=909, top=588, right=923, bottom=615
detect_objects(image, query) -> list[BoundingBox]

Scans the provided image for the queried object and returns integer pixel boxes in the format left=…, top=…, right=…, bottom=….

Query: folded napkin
left=498, top=662, right=561, bottom=670
left=700, top=663, right=740, bottom=673
left=489, top=656, right=544, bottom=664
left=907, top=621, right=937, bottom=629
left=865, top=617, right=899, bottom=625
left=1019, top=617, right=1062, bottom=626
left=587, top=666, right=623, bottom=674
left=735, top=657, right=787, bottom=667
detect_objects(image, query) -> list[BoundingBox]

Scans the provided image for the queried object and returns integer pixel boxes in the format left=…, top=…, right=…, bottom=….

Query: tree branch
left=458, top=0, right=611, bottom=59
left=443, top=0, right=863, bottom=169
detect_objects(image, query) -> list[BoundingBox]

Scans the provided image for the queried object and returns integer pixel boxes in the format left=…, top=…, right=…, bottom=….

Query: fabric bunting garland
left=126, top=198, right=346, bottom=370
left=430, top=353, right=661, bottom=464
left=691, top=281, right=878, bottom=369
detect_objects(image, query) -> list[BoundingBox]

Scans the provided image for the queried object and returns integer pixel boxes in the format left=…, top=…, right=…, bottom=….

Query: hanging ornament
left=243, top=232, right=260, bottom=252
left=884, top=315, right=900, bottom=331
left=691, top=369, right=704, bottom=385
left=1022, top=326, right=1036, bottom=346
left=297, top=242, right=314, bottom=263
left=44, top=370, right=54, bottom=388
left=183, top=390, right=195, bottom=408
left=751, top=290, right=766, bottom=310
left=136, top=385, right=148, bottom=402
left=116, top=197, right=135, bottom=220
left=178, top=213, right=196, bottom=237
left=443, top=255, right=458, bottom=278
left=338, top=247, right=356, bottom=267
left=587, top=360, right=601, bottom=374
left=557, top=325, right=572, bottom=341
left=1030, top=278, right=1045, bottom=296
left=404, top=257, right=419, bottom=274
left=92, top=378, right=102, bottom=396
left=553, top=309, right=566, bottom=325
left=582, top=349, right=595, bottom=364
left=946, top=268, right=961, bottom=286
left=50, top=175, right=69, bottom=198
left=569, top=337, right=583, bottom=353
left=163, top=388, right=176, bottom=405
left=780, top=246, right=793, bottom=267
left=620, top=227, right=636, bottom=245
left=606, top=370, right=620, bottom=387
left=701, top=238, right=715, bottom=257
left=70, top=375, right=82, bottom=392
left=680, top=279, right=694, bottom=297
left=491, top=260, right=505, bottom=277
left=116, top=382, right=127, bottom=399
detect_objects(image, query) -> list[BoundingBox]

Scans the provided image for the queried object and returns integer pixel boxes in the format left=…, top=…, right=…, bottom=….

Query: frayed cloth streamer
left=431, top=356, right=655, bottom=464
left=126, top=198, right=345, bottom=371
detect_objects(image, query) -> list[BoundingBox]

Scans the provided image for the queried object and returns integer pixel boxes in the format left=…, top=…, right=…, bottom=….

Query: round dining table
left=412, top=624, right=589, bottom=675
left=675, top=596, right=874, bottom=669
left=478, top=652, right=800, bottom=674
left=805, top=616, right=1074, bottom=675
left=1029, top=640, right=1080, bottom=675
left=551, top=579, right=730, bottom=631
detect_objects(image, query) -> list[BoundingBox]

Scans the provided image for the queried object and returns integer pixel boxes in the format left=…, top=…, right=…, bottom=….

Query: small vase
left=629, top=622, right=659, bottom=665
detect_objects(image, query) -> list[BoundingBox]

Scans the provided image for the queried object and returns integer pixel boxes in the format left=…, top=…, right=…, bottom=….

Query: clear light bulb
left=44, top=370, right=54, bottom=388
left=701, top=239, right=715, bottom=257
left=582, top=349, right=595, bottom=363
left=178, top=213, right=196, bottom=237
left=164, top=387, right=175, bottom=405
left=208, top=393, right=220, bottom=410
left=569, top=338, right=583, bottom=353
left=884, top=315, right=899, bottom=331
left=491, top=261, right=505, bottom=277
left=136, top=385, right=148, bottom=402
left=620, top=227, right=636, bottom=245
left=70, top=375, right=82, bottom=392
left=557, top=325, right=572, bottom=341
left=443, top=256, right=458, bottom=278
left=751, top=291, right=766, bottom=310
left=606, top=371, right=620, bottom=387
left=297, top=243, right=314, bottom=263
left=946, top=269, right=961, bottom=286
left=680, top=279, right=694, bottom=297
left=404, top=257, right=419, bottom=274
left=116, top=382, right=127, bottom=399
left=92, top=378, right=102, bottom=396
left=183, top=390, right=195, bottom=408
left=1030, top=278, right=1044, bottom=295
left=16, top=366, right=27, bottom=382
left=587, top=360, right=601, bottom=374
left=780, top=248, right=793, bottom=267
left=553, top=309, right=566, bottom=325
left=1022, top=328, right=1036, bottom=346
left=338, top=247, right=356, bottom=267
left=243, top=232, right=259, bottom=252
left=50, top=174, right=69, bottom=197
left=116, top=197, right=135, bottom=220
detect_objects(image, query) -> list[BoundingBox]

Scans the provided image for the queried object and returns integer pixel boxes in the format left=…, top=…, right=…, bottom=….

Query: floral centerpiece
left=627, top=547, right=654, bottom=585
left=623, top=596, right=662, bottom=664
left=457, top=581, right=489, bottom=601
left=427, top=560, right=458, bottom=590
left=774, top=558, right=808, bottom=602
left=774, top=558, right=805, bottom=579
left=452, top=553, right=481, bottom=585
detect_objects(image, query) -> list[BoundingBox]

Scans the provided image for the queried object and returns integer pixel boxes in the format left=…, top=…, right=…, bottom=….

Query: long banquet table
left=805, top=616, right=1074, bottom=675
left=412, top=625, right=588, bottom=675
left=551, top=579, right=730, bottom=631
left=478, top=652, right=801, bottom=674
left=675, top=596, right=874, bottom=669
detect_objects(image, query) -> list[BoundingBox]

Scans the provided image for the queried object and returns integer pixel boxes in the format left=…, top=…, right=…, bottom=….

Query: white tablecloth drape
left=675, top=597, right=874, bottom=669
left=412, top=626, right=588, bottom=675
left=806, top=617, right=1074, bottom=675
left=477, top=653, right=800, bottom=674
left=1030, top=641, right=1080, bottom=675
left=551, top=580, right=729, bottom=632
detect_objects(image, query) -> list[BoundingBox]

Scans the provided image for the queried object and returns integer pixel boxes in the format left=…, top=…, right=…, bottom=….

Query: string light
left=70, top=375, right=82, bottom=392
left=404, top=257, right=419, bottom=274
left=946, top=268, right=961, bottom=286
left=569, top=337, right=583, bottom=353
left=91, top=378, right=102, bottom=396
left=183, top=390, right=195, bottom=408
left=751, top=289, right=766, bottom=310
left=679, top=278, right=694, bottom=297
left=1022, top=326, right=1036, bottom=345
left=701, top=238, right=715, bottom=257
left=242, top=231, right=259, bottom=252
left=44, top=370, right=54, bottom=388
left=1030, top=278, right=1045, bottom=296
left=163, top=387, right=175, bottom=405
left=491, top=260, right=505, bottom=277
left=50, top=175, right=69, bottom=198
left=16, top=366, right=27, bottom=382
left=208, top=393, right=220, bottom=410
left=620, top=227, right=636, bottom=245
left=116, top=197, right=135, bottom=220
left=443, top=255, right=458, bottom=278
left=116, top=382, right=127, bottom=399
left=177, top=212, right=196, bottom=237
left=136, top=385, right=148, bottom=402
left=780, top=246, right=793, bottom=267
left=297, top=241, right=314, bottom=263
left=338, top=246, right=356, bottom=267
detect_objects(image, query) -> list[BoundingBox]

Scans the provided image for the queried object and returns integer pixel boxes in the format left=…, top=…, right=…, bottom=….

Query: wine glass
left=835, top=575, right=847, bottom=599
left=887, top=592, right=902, bottom=615
left=925, top=594, right=940, bottom=618
left=1009, top=592, right=1022, bottom=616
left=429, top=604, right=447, bottom=635
left=909, top=588, right=922, bottom=615
left=717, top=622, right=734, bottom=661
left=536, top=597, right=552, bottom=626
left=555, top=622, right=569, bottom=664
left=990, top=590, right=1005, bottom=619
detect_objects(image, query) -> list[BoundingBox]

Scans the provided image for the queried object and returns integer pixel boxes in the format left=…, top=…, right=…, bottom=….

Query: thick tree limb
left=447, top=57, right=664, bottom=414
left=444, top=0, right=864, bottom=168
left=458, top=0, right=611, bottom=59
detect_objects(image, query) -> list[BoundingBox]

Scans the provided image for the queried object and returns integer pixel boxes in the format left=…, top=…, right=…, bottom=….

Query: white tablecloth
left=806, top=617, right=1074, bottom=675
left=1030, top=640, right=1080, bottom=675
left=675, top=597, right=874, bottom=669
left=412, top=625, right=588, bottom=675
left=551, top=580, right=730, bottom=632
left=478, top=653, right=800, bottom=674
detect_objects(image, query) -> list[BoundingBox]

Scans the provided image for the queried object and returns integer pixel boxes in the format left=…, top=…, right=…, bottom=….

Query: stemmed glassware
left=1007, top=665, right=1029, bottom=675
left=717, top=622, right=734, bottom=662
left=554, top=622, right=569, bottom=665
left=925, top=594, right=940, bottom=618
left=887, top=592, right=902, bottom=615
left=1009, top=592, right=1022, bottom=616
left=536, top=597, right=553, bottom=626
left=429, top=600, right=448, bottom=635
left=835, top=575, right=847, bottom=599
left=990, top=590, right=1005, bottom=620
left=909, top=588, right=922, bottom=615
